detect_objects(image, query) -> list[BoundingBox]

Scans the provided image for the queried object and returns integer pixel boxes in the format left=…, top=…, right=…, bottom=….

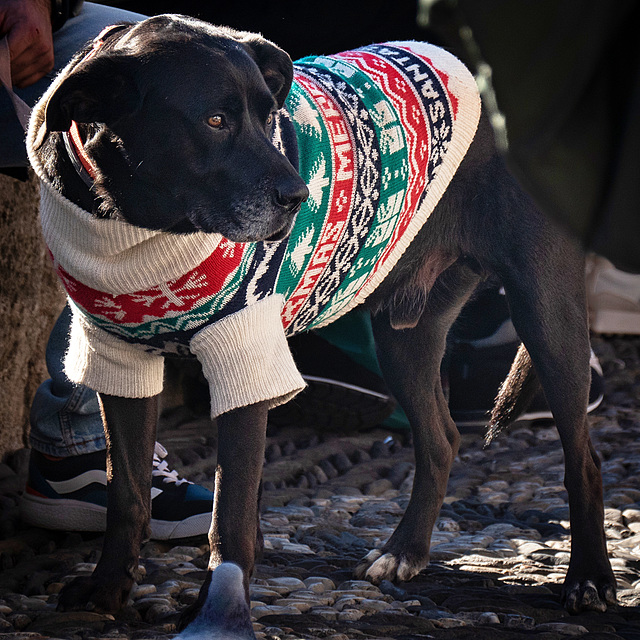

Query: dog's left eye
left=207, top=115, right=225, bottom=129
left=266, top=112, right=275, bottom=127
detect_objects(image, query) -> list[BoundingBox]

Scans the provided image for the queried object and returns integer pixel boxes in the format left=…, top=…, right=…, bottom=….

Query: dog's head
left=40, top=15, right=308, bottom=240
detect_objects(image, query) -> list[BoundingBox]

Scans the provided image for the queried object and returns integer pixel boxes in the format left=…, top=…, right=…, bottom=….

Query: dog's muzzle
left=274, top=182, right=309, bottom=214
left=264, top=181, right=308, bottom=242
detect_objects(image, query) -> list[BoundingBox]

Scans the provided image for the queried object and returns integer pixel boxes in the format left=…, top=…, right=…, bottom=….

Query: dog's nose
left=274, top=182, right=309, bottom=212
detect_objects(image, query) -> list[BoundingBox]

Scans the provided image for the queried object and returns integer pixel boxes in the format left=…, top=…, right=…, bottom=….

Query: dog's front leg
left=211, top=401, right=269, bottom=592
left=180, top=400, right=268, bottom=633
left=58, top=394, right=158, bottom=613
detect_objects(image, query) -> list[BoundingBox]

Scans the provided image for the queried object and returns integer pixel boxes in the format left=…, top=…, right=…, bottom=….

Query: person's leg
left=22, top=307, right=215, bottom=539
left=17, top=2, right=145, bottom=459
left=29, top=306, right=105, bottom=456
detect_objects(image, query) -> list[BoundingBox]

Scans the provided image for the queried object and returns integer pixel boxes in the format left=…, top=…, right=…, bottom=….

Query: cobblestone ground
left=0, top=335, right=639, bottom=639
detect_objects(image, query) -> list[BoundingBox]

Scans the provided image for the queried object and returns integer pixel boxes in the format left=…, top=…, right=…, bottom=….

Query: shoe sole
left=590, top=308, right=640, bottom=335
left=20, top=493, right=211, bottom=540
left=453, top=392, right=604, bottom=428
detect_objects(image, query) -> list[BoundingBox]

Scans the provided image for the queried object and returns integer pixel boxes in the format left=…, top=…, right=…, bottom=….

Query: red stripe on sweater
left=281, top=70, right=357, bottom=329
left=54, top=238, right=245, bottom=325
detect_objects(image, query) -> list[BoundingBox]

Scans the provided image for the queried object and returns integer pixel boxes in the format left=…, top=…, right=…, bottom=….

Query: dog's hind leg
left=355, top=261, right=480, bottom=583
left=495, top=220, right=616, bottom=613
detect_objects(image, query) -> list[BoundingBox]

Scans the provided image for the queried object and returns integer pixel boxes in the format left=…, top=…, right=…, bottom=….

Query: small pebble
left=8, top=613, right=31, bottom=630
left=252, top=605, right=302, bottom=619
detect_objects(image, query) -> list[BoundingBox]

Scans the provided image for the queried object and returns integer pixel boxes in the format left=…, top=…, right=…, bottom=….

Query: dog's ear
left=44, top=55, right=142, bottom=132
left=239, top=35, right=294, bottom=108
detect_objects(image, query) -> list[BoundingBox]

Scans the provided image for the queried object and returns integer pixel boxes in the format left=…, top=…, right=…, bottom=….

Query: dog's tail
left=484, top=343, right=540, bottom=445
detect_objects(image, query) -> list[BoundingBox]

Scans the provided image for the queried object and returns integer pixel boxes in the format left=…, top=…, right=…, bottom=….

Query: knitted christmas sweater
left=29, top=42, right=480, bottom=418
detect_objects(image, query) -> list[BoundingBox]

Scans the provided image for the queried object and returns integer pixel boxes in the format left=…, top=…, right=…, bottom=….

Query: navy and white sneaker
left=20, top=442, right=213, bottom=539
left=448, top=340, right=605, bottom=428
left=448, top=286, right=605, bottom=428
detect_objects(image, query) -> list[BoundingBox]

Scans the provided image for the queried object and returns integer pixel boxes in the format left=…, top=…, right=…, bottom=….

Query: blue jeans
left=29, top=306, right=106, bottom=456
left=1, top=2, right=144, bottom=455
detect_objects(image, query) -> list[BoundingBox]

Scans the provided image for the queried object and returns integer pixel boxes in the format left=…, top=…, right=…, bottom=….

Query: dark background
left=92, top=0, right=640, bottom=272
left=94, top=1, right=428, bottom=61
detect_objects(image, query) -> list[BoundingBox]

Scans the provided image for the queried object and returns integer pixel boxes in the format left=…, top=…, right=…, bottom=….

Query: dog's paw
left=57, top=575, right=133, bottom=613
left=562, top=577, right=617, bottom=614
left=175, top=564, right=255, bottom=639
left=354, top=549, right=426, bottom=584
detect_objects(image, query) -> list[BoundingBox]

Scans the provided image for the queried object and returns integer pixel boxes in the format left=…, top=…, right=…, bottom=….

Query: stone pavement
left=0, top=335, right=639, bottom=639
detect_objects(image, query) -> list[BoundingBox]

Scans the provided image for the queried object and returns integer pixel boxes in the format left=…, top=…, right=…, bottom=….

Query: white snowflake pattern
left=219, top=238, right=237, bottom=259
left=93, top=296, right=128, bottom=321
left=307, top=154, right=330, bottom=212
left=287, top=225, right=315, bottom=276
left=291, top=91, right=323, bottom=139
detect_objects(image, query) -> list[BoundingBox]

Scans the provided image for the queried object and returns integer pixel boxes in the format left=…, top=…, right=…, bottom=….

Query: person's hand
left=0, top=0, right=53, bottom=88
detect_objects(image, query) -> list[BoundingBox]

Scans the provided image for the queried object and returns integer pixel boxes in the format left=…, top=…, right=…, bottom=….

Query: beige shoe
left=586, top=255, right=640, bottom=335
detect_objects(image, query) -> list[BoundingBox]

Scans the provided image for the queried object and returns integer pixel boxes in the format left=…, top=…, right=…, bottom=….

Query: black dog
left=28, top=14, right=615, bottom=629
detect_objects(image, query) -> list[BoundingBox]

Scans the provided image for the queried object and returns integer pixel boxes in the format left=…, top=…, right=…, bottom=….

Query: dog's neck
left=39, top=120, right=120, bottom=216
left=38, top=126, right=98, bottom=214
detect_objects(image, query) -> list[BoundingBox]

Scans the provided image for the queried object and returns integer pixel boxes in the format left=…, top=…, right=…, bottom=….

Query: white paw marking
left=363, top=549, right=383, bottom=563
left=365, top=553, right=399, bottom=583
left=359, top=552, right=425, bottom=584
left=396, top=557, right=422, bottom=582
left=354, top=549, right=382, bottom=579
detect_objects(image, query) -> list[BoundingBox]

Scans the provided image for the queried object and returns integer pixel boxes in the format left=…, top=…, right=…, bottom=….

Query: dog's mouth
left=264, top=226, right=291, bottom=243
left=184, top=197, right=301, bottom=242
left=263, top=209, right=299, bottom=243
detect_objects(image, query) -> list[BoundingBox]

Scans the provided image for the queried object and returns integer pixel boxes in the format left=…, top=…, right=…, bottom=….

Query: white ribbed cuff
left=65, top=305, right=164, bottom=398
left=191, top=295, right=305, bottom=418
